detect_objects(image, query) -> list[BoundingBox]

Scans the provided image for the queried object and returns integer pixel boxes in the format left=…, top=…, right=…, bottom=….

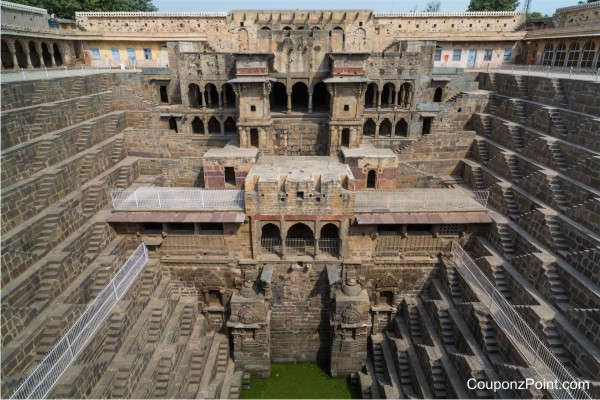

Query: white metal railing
left=10, top=243, right=149, bottom=399
left=473, top=64, right=600, bottom=81
left=110, top=188, right=245, bottom=211
left=452, top=242, right=592, bottom=400
left=354, top=189, right=489, bottom=212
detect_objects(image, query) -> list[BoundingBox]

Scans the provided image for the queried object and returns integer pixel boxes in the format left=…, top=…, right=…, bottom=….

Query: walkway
left=468, top=66, right=600, bottom=82
left=0, top=67, right=139, bottom=83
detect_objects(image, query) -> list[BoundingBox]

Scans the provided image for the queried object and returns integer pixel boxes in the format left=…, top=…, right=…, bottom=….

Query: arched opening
left=433, top=87, right=443, bottom=102
left=378, top=291, right=394, bottom=306
left=554, top=43, right=566, bottom=67
left=208, top=117, right=220, bottom=134
left=204, top=83, right=219, bottom=108
left=365, top=82, right=378, bottom=108
left=379, top=119, right=392, bottom=137
left=341, top=128, right=350, bottom=147
left=331, top=26, right=345, bottom=50
left=52, top=43, right=62, bottom=66
left=395, top=119, right=408, bottom=137
left=291, top=82, right=309, bottom=112
left=381, top=83, right=395, bottom=107
left=192, top=117, right=204, bottom=134
left=312, top=81, right=330, bottom=112
left=541, top=43, right=554, bottom=66
left=319, top=223, right=339, bottom=257
left=286, top=223, right=315, bottom=255
left=238, top=28, right=249, bottom=51
left=1, top=40, right=13, bottom=69
left=261, top=26, right=271, bottom=31
left=168, top=117, right=178, bottom=133
left=28, top=42, right=40, bottom=67
left=224, top=117, right=236, bottom=135
left=282, top=26, right=292, bottom=31
left=261, top=223, right=281, bottom=254
left=188, top=83, right=202, bottom=108
left=367, top=170, right=377, bottom=189
left=269, top=82, right=287, bottom=112
left=566, top=42, right=581, bottom=67
left=41, top=42, right=52, bottom=66
left=223, top=83, right=236, bottom=108
left=363, top=119, right=376, bottom=137
left=581, top=41, right=596, bottom=68
left=15, top=41, right=28, bottom=68
left=399, top=83, right=411, bottom=107
left=250, top=128, right=259, bottom=147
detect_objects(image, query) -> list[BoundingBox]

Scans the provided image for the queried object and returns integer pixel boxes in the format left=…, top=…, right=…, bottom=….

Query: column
left=200, top=91, right=205, bottom=108
left=23, top=42, right=33, bottom=69
left=219, top=90, right=224, bottom=109
left=308, top=92, right=313, bottom=113
left=286, top=92, right=291, bottom=113
left=35, top=41, right=45, bottom=67
left=7, top=40, right=19, bottom=69
left=375, top=121, right=380, bottom=138
left=220, top=119, right=225, bottom=135
left=376, top=88, right=382, bottom=111
left=48, top=43, right=56, bottom=67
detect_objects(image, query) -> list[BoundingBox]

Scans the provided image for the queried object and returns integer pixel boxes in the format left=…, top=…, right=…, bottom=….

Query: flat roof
left=341, top=145, right=396, bottom=159
left=248, top=156, right=352, bottom=184
left=204, top=144, right=259, bottom=159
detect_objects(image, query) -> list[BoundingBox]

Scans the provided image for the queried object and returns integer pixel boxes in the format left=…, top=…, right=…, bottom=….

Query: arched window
left=365, top=82, right=378, bottom=108
left=367, top=170, right=377, bottom=189
left=208, top=116, right=220, bottom=134
left=312, top=81, right=330, bottom=112
left=269, top=82, right=287, bottom=112
left=341, top=128, right=350, bottom=147
left=224, top=117, right=236, bottom=134
left=204, top=83, right=219, bottom=108
left=223, top=83, right=236, bottom=108
left=319, top=223, right=339, bottom=257
left=363, top=119, right=376, bottom=137
left=433, top=87, right=443, bottom=102
left=52, top=43, right=62, bottom=66
left=581, top=41, right=596, bottom=68
left=381, top=83, right=395, bottom=107
left=188, top=83, right=202, bottom=108
left=379, top=119, right=392, bottom=137
left=554, top=43, right=566, bottom=67
left=1, top=40, right=13, bottom=69
left=15, top=41, right=28, bottom=68
left=261, top=26, right=271, bottom=31
left=192, top=117, right=204, bottom=134
left=541, top=43, right=553, bottom=66
left=399, top=83, right=412, bottom=107
left=566, top=43, right=581, bottom=67
left=395, top=119, right=408, bottom=137
left=41, top=42, right=52, bottom=66
left=261, top=223, right=281, bottom=254
left=28, top=42, right=40, bottom=67
left=291, top=82, right=309, bottom=111
left=286, top=223, right=315, bottom=255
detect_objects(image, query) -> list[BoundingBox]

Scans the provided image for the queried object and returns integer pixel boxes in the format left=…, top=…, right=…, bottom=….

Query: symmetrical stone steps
left=446, top=267, right=463, bottom=304
left=492, top=266, right=512, bottom=301
left=408, top=307, right=422, bottom=342
left=544, top=265, right=569, bottom=304
left=437, top=309, right=454, bottom=347
left=542, top=320, right=573, bottom=365
left=430, top=360, right=448, bottom=398
left=502, top=187, right=520, bottom=220
left=497, top=224, right=516, bottom=259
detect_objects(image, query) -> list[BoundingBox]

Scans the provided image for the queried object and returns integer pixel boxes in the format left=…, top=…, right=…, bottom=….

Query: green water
left=241, top=363, right=359, bottom=399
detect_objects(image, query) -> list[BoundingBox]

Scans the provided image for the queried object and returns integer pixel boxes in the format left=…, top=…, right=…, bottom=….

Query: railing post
left=134, top=190, right=139, bottom=208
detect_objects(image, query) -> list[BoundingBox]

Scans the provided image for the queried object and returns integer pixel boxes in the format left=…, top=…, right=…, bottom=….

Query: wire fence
left=110, top=187, right=245, bottom=211
left=10, top=243, right=149, bottom=400
left=452, top=242, right=592, bottom=400
left=354, top=189, right=489, bottom=212
left=472, top=64, right=600, bottom=81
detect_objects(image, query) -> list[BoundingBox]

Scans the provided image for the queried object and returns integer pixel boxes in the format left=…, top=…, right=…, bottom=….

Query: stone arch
left=237, top=28, right=249, bottom=51
left=581, top=41, right=596, bottom=68
left=312, top=81, right=330, bottom=112
left=367, top=170, right=377, bottom=189
left=355, top=27, right=367, bottom=51
left=363, top=118, right=376, bottom=137
left=566, top=42, right=581, bottom=67
left=433, top=87, right=443, bottom=102
left=319, top=223, right=340, bottom=257
left=188, top=83, right=202, bottom=108
left=365, top=82, right=378, bottom=108
left=41, top=42, right=52, bottom=66
left=399, top=82, right=412, bottom=107
left=381, top=83, right=395, bottom=107
left=28, top=41, right=40, bottom=67
left=395, top=119, right=408, bottom=137
left=554, top=42, right=567, bottom=67
left=261, top=223, right=281, bottom=253
left=261, top=26, right=271, bottom=31
left=224, top=116, right=236, bottom=134
left=1, top=40, right=13, bottom=69
left=222, top=83, right=236, bottom=108
left=541, top=43, right=554, bottom=66
left=204, top=83, right=219, bottom=108
left=291, top=82, right=309, bottom=112
left=286, top=223, right=314, bottom=241
left=379, top=119, right=392, bottom=137
left=52, top=43, right=62, bottom=66
left=331, top=26, right=345, bottom=51
left=192, top=116, right=204, bottom=134
left=15, top=41, right=28, bottom=68
left=208, top=116, right=220, bottom=134
left=270, top=81, right=287, bottom=112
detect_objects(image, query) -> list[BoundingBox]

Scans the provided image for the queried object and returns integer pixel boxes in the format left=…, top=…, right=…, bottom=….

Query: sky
left=153, top=0, right=580, bottom=17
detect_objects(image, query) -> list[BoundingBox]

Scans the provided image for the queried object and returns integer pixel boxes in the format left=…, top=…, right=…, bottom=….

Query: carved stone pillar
left=286, top=91, right=292, bottom=113
left=35, top=41, right=45, bottom=67
left=7, top=40, right=19, bottom=69
left=47, top=43, right=57, bottom=67
left=23, top=42, right=33, bottom=68
left=308, top=92, right=313, bottom=113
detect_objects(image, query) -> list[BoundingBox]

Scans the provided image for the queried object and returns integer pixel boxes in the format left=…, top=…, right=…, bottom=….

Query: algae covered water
left=241, top=363, right=357, bottom=399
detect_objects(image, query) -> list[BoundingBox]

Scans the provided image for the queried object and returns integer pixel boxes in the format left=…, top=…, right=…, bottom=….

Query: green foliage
left=467, top=0, right=519, bottom=11
left=526, top=11, right=545, bottom=18
left=8, top=0, right=156, bottom=19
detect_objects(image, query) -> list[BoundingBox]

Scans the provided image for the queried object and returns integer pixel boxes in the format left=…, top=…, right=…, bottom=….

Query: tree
left=526, top=11, right=545, bottom=19
left=8, top=0, right=156, bottom=19
left=467, top=0, right=519, bottom=12
left=424, top=1, right=441, bottom=11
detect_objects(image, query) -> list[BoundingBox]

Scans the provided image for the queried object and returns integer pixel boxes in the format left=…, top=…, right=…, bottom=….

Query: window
left=541, top=44, right=553, bottom=66
left=554, top=43, right=567, bottom=66
left=224, top=167, right=236, bottom=185
left=126, top=47, right=136, bottom=63
left=581, top=41, right=596, bottom=68
left=250, top=105, right=256, bottom=111
left=422, top=117, right=433, bottom=135
left=439, top=224, right=460, bottom=235
left=91, top=48, right=100, bottom=60
left=143, top=48, right=152, bottom=60
left=566, top=43, right=580, bottom=67
left=379, top=291, right=394, bottom=306
left=296, top=191, right=304, bottom=199
left=111, top=48, right=120, bottom=61
left=483, top=48, right=493, bottom=61
left=159, top=85, right=169, bottom=103
left=503, top=47, right=512, bottom=62
left=199, top=223, right=224, bottom=234
left=208, top=290, right=222, bottom=306
left=167, top=223, right=194, bottom=234
left=406, top=224, right=433, bottom=235
left=141, top=222, right=162, bottom=234
left=452, top=49, right=461, bottom=61
left=344, top=104, right=349, bottom=111
left=250, top=128, right=259, bottom=147
left=367, top=170, right=377, bottom=189
left=434, top=48, right=442, bottom=61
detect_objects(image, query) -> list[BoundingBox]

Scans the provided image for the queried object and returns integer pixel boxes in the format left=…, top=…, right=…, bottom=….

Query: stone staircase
left=548, top=109, right=568, bottom=137
left=446, top=266, right=463, bottom=304
left=472, top=167, right=486, bottom=190
left=396, top=350, right=413, bottom=387
left=32, top=214, right=59, bottom=255
left=481, top=116, right=492, bottom=136
left=502, top=187, right=520, bottom=220
left=35, top=263, right=60, bottom=302
left=83, top=184, right=103, bottom=216
left=35, top=319, right=62, bottom=362
left=111, top=137, right=125, bottom=163
left=509, top=126, right=524, bottom=151
left=430, top=360, right=448, bottom=398
left=552, top=80, right=569, bottom=108
left=514, top=75, right=528, bottom=98
left=216, top=341, right=229, bottom=376
left=147, top=306, right=166, bottom=344
left=76, top=124, right=92, bottom=151
left=371, top=337, right=387, bottom=382
left=33, top=175, right=55, bottom=210
left=549, top=176, right=569, bottom=209
left=506, top=154, right=522, bottom=180
left=32, top=140, right=52, bottom=170
left=479, top=315, right=499, bottom=354
left=476, top=139, right=489, bottom=164
left=179, top=304, right=195, bottom=337
left=545, top=265, right=569, bottom=303
left=78, top=154, right=95, bottom=183
left=497, top=224, right=516, bottom=258
left=512, top=100, right=527, bottom=124
left=115, top=167, right=130, bottom=189
left=408, top=307, right=422, bottom=342
left=153, top=357, right=172, bottom=397
left=548, top=141, right=567, bottom=171
left=544, top=215, right=569, bottom=255
left=493, top=266, right=512, bottom=301
left=437, top=309, right=454, bottom=346
left=30, top=80, right=50, bottom=104
left=84, top=224, right=106, bottom=262
left=91, top=266, right=112, bottom=298
left=542, top=320, right=572, bottom=365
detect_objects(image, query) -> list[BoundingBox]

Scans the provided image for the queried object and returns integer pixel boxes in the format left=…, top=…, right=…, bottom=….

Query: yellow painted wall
left=83, top=40, right=168, bottom=68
